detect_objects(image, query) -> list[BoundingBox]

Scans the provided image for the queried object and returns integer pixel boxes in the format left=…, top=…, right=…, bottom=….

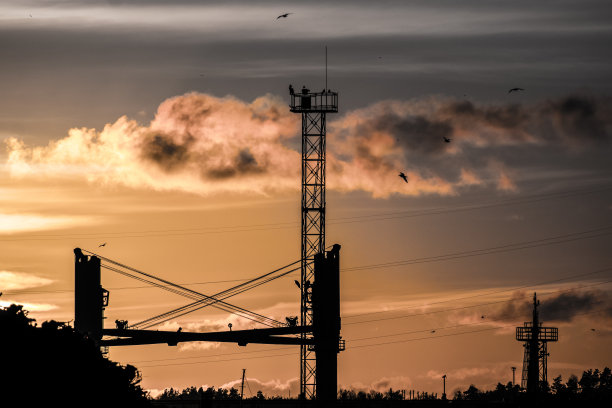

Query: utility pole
left=240, top=369, right=246, bottom=400
left=512, top=366, right=516, bottom=386
left=442, top=374, right=447, bottom=400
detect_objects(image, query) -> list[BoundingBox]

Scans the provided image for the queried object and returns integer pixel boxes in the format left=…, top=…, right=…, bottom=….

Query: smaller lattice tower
left=515, top=293, right=558, bottom=395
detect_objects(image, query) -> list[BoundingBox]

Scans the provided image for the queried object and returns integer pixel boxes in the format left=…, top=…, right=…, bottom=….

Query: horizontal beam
left=100, top=325, right=314, bottom=347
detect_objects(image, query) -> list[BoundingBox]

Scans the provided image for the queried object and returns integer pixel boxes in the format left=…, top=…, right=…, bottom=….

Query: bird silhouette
left=481, top=315, right=486, bottom=319
left=431, top=330, right=436, bottom=333
left=98, top=243, right=106, bottom=247
left=443, top=136, right=452, bottom=143
left=399, top=172, right=408, bottom=183
left=591, top=328, right=596, bottom=331
left=277, top=13, right=293, bottom=19
left=294, top=280, right=301, bottom=289
left=508, top=87, right=525, bottom=93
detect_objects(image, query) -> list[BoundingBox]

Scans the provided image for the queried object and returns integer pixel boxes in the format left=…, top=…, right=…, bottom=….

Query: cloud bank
left=487, top=289, right=612, bottom=323
left=5, top=93, right=612, bottom=198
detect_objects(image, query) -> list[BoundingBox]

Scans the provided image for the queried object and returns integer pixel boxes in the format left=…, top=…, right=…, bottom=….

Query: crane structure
left=73, top=244, right=343, bottom=401
left=515, top=293, right=558, bottom=396
left=73, top=84, right=343, bottom=402
left=289, top=85, right=341, bottom=399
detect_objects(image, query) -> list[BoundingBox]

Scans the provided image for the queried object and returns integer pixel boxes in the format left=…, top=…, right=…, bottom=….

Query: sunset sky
left=1, top=0, right=612, bottom=398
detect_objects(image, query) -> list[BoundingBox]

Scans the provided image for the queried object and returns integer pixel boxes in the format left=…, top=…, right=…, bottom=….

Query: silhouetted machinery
left=515, top=293, right=558, bottom=396
left=74, top=244, right=343, bottom=402
left=75, top=84, right=343, bottom=402
left=74, top=249, right=108, bottom=342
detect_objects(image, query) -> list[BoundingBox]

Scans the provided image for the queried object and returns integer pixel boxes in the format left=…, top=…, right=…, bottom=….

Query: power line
left=343, top=225, right=612, bottom=273
left=343, top=278, right=612, bottom=326
left=345, top=308, right=610, bottom=351
left=6, top=227, right=611, bottom=297
left=137, top=351, right=297, bottom=369
left=2, top=183, right=611, bottom=242
left=132, top=308, right=610, bottom=369
left=3, top=277, right=250, bottom=295
left=120, top=281, right=612, bottom=367
left=82, top=249, right=299, bottom=329
left=127, top=346, right=293, bottom=364
left=343, top=266, right=612, bottom=319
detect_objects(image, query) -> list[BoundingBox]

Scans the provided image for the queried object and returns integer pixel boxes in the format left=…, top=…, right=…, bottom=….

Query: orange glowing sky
left=1, top=0, right=612, bottom=398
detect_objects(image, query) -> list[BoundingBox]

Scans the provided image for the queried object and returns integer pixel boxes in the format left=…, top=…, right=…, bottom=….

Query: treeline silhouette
left=156, top=371, right=612, bottom=407
left=453, top=368, right=612, bottom=404
left=157, top=386, right=264, bottom=401
left=0, top=299, right=150, bottom=407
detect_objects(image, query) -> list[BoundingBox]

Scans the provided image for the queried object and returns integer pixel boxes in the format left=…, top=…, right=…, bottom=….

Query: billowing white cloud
left=5, top=93, right=611, bottom=198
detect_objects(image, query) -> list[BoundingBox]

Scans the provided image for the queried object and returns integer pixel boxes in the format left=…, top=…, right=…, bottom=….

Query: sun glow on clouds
left=0, top=213, right=89, bottom=234
left=0, top=270, right=53, bottom=291
left=4, top=92, right=611, bottom=199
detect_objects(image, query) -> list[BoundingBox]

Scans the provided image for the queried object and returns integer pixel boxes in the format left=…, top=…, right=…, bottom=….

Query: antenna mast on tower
left=516, top=293, right=558, bottom=398
left=289, top=52, right=339, bottom=398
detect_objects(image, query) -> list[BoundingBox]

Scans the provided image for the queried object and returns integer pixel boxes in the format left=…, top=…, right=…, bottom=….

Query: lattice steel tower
left=289, top=85, right=338, bottom=398
left=515, top=293, right=558, bottom=395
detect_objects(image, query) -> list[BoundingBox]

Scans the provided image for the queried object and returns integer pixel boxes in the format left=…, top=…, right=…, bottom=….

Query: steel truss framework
left=515, top=293, right=558, bottom=394
left=301, top=111, right=326, bottom=398
left=290, top=89, right=338, bottom=399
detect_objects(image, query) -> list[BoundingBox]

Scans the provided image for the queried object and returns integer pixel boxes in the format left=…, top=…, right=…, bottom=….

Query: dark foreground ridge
left=1, top=299, right=610, bottom=407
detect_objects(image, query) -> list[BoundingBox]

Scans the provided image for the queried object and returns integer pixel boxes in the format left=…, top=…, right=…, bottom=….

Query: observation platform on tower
left=289, top=86, right=338, bottom=113
left=516, top=322, right=558, bottom=341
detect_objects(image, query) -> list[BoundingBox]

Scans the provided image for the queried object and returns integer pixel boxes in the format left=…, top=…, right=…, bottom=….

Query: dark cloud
left=206, top=148, right=265, bottom=180
left=544, top=96, right=610, bottom=143
left=140, top=132, right=192, bottom=172
left=540, top=289, right=610, bottom=322
left=446, top=101, right=530, bottom=134
left=489, top=289, right=612, bottom=323
left=329, top=93, right=612, bottom=196
left=374, top=113, right=452, bottom=154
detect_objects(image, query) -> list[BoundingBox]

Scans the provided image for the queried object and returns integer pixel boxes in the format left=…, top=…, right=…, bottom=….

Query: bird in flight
left=98, top=243, right=106, bottom=247
left=399, top=172, right=408, bottom=183
left=508, top=87, right=524, bottom=93
left=481, top=315, right=486, bottom=319
left=443, top=136, right=452, bottom=143
left=277, top=13, right=293, bottom=19
left=431, top=330, right=436, bottom=333
left=591, top=328, right=596, bottom=331
left=294, top=280, right=301, bottom=289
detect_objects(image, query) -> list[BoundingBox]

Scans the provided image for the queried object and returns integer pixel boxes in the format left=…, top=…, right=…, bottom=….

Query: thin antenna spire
left=325, top=46, right=328, bottom=91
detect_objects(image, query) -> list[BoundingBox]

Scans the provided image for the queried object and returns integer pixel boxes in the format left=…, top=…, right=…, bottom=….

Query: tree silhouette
left=0, top=301, right=149, bottom=407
